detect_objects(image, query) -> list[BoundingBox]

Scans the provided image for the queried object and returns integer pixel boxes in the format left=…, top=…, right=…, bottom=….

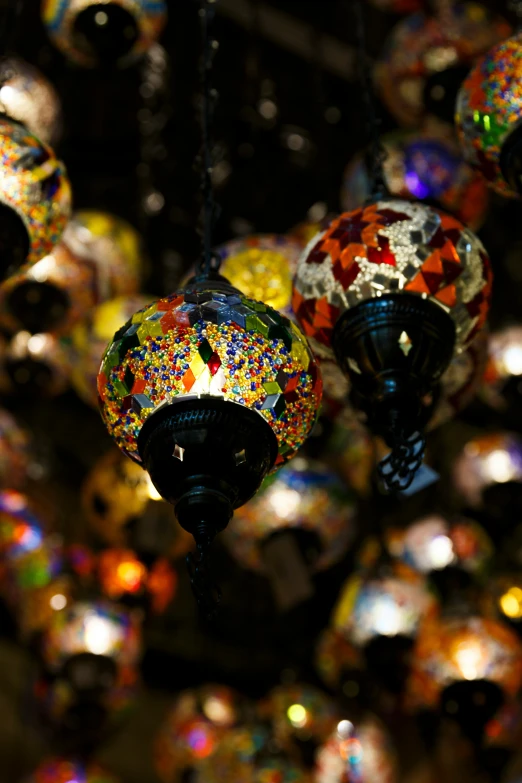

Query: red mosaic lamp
left=292, top=0, right=492, bottom=491
left=97, top=2, right=322, bottom=613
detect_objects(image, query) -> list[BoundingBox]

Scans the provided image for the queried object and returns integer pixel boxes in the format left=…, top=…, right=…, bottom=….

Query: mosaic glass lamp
left=292, top=200, right=491, bottom=490
left=97, top=280, right=322, bottom=589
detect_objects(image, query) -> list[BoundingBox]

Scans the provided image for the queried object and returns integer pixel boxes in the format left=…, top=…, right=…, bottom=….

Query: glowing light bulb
left=49, top=593, right=67, bottom=610
left=287, top=703, right=308, bottom=728
left=484, top=449, right=516, bottom=483
left=503, top=344, right=522, bottom=376
left=500, top=587, right=522, bottom=619
left=84, top=614, right=119, bottom=656
left=268, top=486, right=301, bottom=521
left=428, top=534, right=455, bottom=569
left=454, top=639, right=485, bottom=680
left=203, top=695, right=235, bottom=726
left=371, top=597, right=403, bottom=637
left=337, top=719, right=354, bottom=738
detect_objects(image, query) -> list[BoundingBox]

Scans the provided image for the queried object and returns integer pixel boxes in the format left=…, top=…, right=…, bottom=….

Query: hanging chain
left=195, top=0, right=221, bottom=281
left=354, top=0, right=387, bottom=202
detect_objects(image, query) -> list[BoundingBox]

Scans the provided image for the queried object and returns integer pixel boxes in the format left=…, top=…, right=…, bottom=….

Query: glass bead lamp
left=215, top=234, right=303, bottom=317
left=97, top=282, right=322, bottom=555
left=0, top=118, right=71, bottom=279
left=456, top=33, right=522, bottom=198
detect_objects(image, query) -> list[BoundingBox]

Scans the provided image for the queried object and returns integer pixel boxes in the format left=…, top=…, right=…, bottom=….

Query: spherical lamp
left=81, top=448, right=192, bottom=558
left=42, top=0, right=167, bottom=68
left=216, top=235, right=303, bottom=317
left=376, top=4, right=511, bottom=127
left=97, top=284, right=322, bottom=557
left=259, top=684, right=338, bottom=755
left=3, top=211, right=143, bottom=335
left=456, top=34, right=522, bottom=198
left=0, top=118, right=70, bottom=279
left=341, top=130, right=489, bottom=231
left=386, top=514, right=492, bottom=575
left=292, top=200, right=491, bottom=489
left=314, top=713, right=398, bottom=783
left=221, top=455, right=357, bottom=575
left=332, top=565, right=437, bottom=647
left=0, top=57, right=62, bottom=144
left=407, top=615, right=522, bottom=739
left=4, top=331, right=70, bottom=397
left=155, top=685, right=244, bottom=783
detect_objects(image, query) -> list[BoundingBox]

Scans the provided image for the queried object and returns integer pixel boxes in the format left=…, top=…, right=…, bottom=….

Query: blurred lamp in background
left=376, top=3, right=511, bottom=127
left=2, top=211, right=143, bottom=335
left=42, top=0, right=167, bottom=68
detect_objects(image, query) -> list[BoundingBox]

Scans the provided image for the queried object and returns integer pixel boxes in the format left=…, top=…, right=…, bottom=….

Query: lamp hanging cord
left=186, top=525, right=222, bottom=620
left=196, top=0, right=221, bottom=281
left=354, top=0, right=387, bottom=202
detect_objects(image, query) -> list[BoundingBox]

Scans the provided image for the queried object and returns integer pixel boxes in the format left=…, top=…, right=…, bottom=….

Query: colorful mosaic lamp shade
left=27, top=758, right=119, bottom=783
left=0, top=57, right=62, bottom=145
left=189, top=724, right=311, bottom=783
left=0, top=117, right=71, bottom=279
left=97, top=283, right=322, bottom=549
left=375, top=3, right=511, bottom=127
left=4, top=330, right=70, bottom=397
left=314, top=714, right=398, bottom=783
left=42, top=0, right=167, bottom=68
left=341, top=130, right=489, bottom=232
left=41, top=599, right=142, bottom=676
left=258, top=684, right=338, bottom=752
left=215, top=234, right=303, bottom=317
left=453, top=432, right=522, bottom=508
left=3, top=211, right=143, bottom=335
left=406, top=615, right=522, bottom=729
left=456, top=33, right=522, bottom=198
left=0, top=489, right=60, bottom=600
left=332, top=568, right=437, bottom=648
left=155, top=685, right=243, bottom=783
left=292, top=200, right=491, bottom=490
left=386, top=514, right=493, bottom=575
left=221, top=456, right=357, bottom=574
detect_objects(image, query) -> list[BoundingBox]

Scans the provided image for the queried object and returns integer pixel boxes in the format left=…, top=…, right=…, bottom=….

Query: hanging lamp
left=456, top=13, right=522, bottom=198
left=42, top=0, right=167, bottom=68
left=292, top=0, right=491, bottom=492
left=97, top=0, right=322, bottom=613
